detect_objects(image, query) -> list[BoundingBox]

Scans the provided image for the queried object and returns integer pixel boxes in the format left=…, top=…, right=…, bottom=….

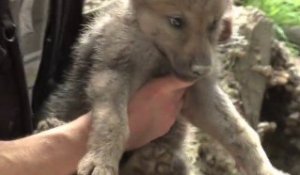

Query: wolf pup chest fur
left=36, top=0, right=287, bottom=175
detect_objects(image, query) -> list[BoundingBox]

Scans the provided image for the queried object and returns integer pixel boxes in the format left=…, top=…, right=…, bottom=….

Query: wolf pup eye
left=168, top=16, right=184, bottom=29
left=208, top=19, right=219, bottom=32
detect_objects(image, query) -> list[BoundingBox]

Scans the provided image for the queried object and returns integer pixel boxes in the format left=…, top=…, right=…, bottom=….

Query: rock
left=233, top=7, right=274, bottom=128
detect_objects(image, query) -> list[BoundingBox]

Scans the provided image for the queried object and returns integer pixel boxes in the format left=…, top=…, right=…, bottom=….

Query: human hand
left=126, top=75, right=194, bottom=150
left=0, top=75, right=193, bottom=175
left=68, top=75, right=194, bottom=151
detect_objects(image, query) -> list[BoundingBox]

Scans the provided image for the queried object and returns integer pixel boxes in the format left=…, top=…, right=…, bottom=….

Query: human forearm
left=0, top=116, right=90, bottom=175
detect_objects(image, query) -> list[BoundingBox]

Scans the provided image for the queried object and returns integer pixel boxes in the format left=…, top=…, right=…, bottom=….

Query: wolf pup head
left=133, top=0, right=230, bottom=80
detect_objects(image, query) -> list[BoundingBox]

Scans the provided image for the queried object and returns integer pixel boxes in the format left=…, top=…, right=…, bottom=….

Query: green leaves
left=244, top=0, right=300, bottom=55
left=245, top=0, right=300, bottom=27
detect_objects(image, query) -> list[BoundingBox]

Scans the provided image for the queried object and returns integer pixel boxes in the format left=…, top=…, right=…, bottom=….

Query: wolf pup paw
left=78, top=152, right=118, bottom=175
left=35, top=117, right=65, bottom=133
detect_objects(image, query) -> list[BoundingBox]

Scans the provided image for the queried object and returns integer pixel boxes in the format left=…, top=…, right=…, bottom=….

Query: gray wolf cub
left=36, top=0, right=286, bottom=174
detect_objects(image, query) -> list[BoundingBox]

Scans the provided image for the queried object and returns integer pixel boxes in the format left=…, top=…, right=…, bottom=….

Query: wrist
left=0, top=133, right=71, bottom=175
left=43, top=115, right=91, bottom=173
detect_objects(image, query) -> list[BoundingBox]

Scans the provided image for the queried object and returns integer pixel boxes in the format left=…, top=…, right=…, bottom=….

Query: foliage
left=244, top=0, right=300, bottom=27
left=243, top=0, right=300, bottom=55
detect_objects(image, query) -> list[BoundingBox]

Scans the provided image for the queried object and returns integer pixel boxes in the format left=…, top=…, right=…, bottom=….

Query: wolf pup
left=36, top=0, right=286, bottom=174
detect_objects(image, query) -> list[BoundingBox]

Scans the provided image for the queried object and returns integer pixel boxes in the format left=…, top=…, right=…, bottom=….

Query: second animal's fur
left=36, top=0, right=286, bottom=175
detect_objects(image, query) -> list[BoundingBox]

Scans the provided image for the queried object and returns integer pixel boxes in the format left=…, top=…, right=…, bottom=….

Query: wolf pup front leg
left=78, top=70, right=130, bottom=175
left=184, top=77, right=285, bottom=175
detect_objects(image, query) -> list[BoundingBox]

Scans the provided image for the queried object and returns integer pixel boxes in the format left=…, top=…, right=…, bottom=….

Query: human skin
left=0, top=75, right=193, bottom=175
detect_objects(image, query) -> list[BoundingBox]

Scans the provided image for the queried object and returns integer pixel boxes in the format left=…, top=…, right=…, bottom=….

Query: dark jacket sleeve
left=0, top=0, right=32, bottom=139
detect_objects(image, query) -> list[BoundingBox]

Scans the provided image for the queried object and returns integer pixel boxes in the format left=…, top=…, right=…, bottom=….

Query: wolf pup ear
left=219, top=17, right=232, bottom=42
left=131, top=0, right=146, bottom=6
left=219, top=0, right=233, bottom=42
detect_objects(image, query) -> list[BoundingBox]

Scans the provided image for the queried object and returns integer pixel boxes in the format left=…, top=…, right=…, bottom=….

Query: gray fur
left=36, top=0, right=285, bottom=175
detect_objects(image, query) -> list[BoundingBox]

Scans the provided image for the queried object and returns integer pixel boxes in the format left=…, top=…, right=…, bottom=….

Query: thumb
left=157, top=75, right=195, bottom=92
